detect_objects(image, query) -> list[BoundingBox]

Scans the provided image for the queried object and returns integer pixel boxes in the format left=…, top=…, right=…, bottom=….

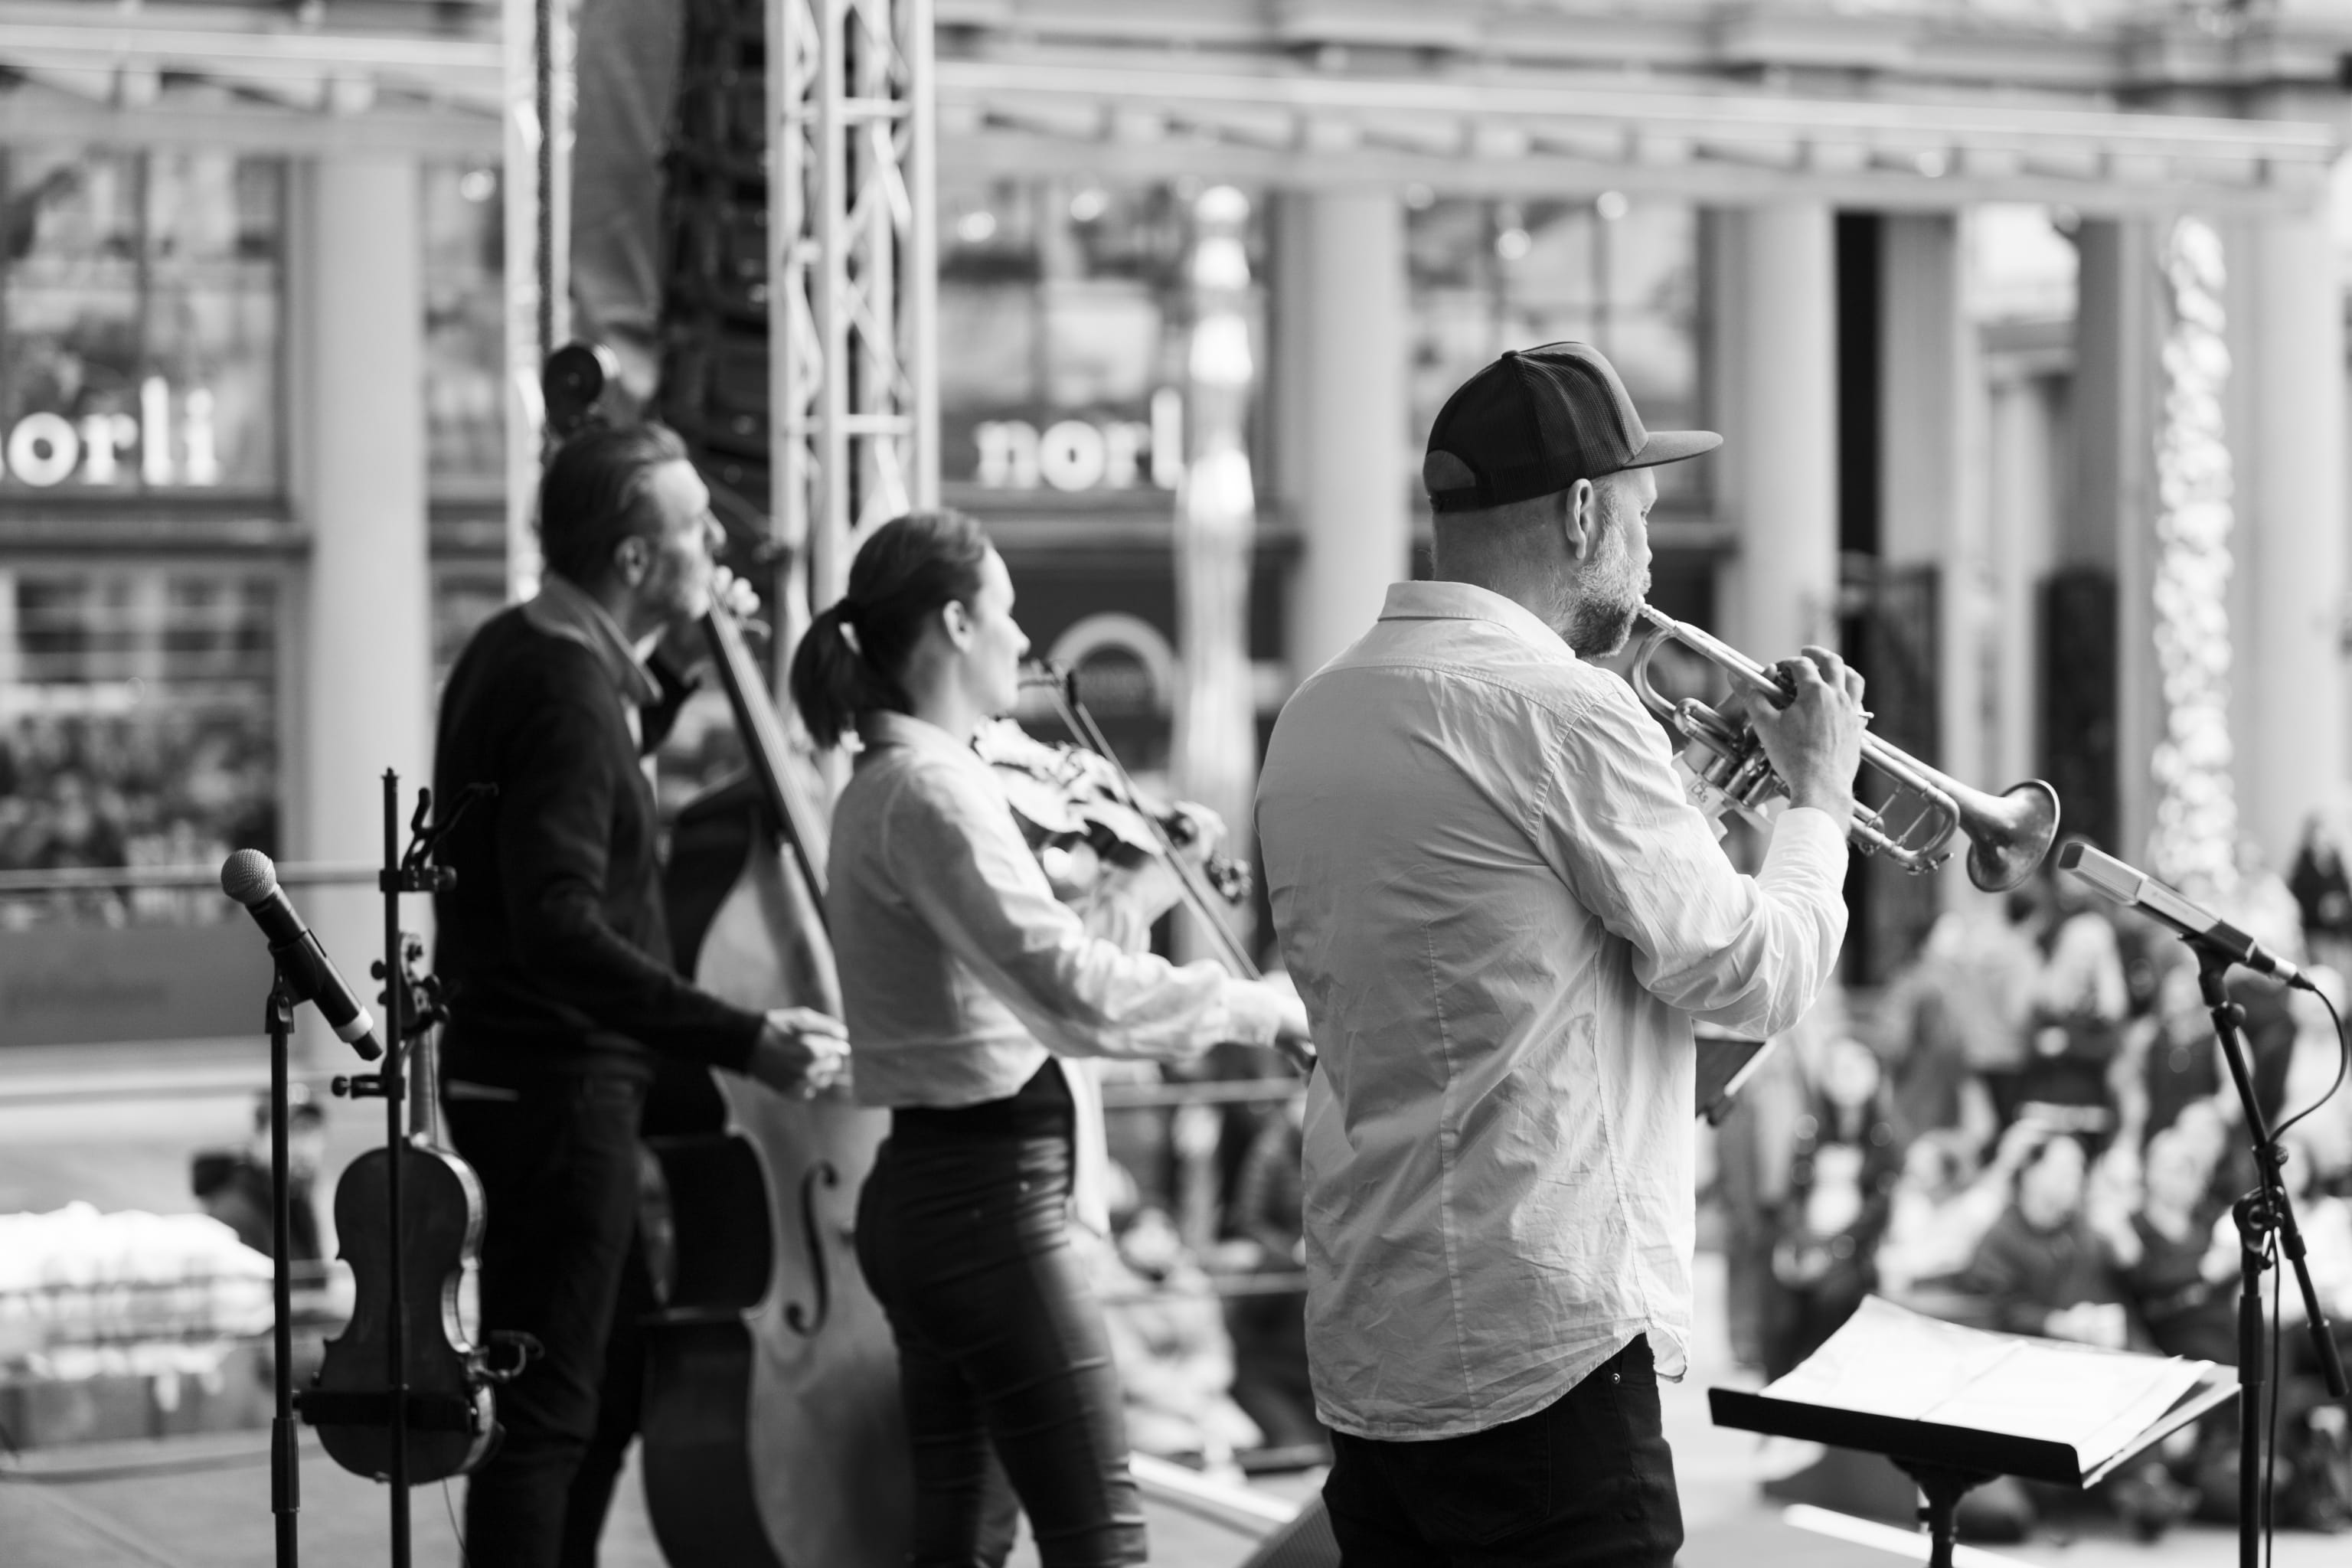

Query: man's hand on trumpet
left=1746, top=645, right=1867, bottom=828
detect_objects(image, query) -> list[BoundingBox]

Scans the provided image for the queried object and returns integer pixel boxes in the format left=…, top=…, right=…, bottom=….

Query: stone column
left=1878, top=216, right=1988, bottom=788
left=292, top=155, right=432, bottom=1052
left=2236, top=201, right=2347, bottom=873
left=1276, top=191, right=1410, bottom=681
left=1714, top=204, right=1839, bottom=665
left=2073, top=217, right=2161, bottom=864
left=1877, top=213, right=1991, bottom=908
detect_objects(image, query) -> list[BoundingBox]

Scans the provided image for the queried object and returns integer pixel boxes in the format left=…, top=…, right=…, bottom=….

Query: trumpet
left=1627, top=606, right=2060, bottom=893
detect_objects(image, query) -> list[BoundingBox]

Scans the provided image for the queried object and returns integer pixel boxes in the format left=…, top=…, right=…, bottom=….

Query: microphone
left=2059, top=841, right=2313, bottom=991
left=220, top=849, right=385, bottom=1058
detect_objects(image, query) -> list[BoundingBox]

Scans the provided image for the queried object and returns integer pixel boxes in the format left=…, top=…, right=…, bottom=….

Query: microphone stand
left=266, top=969, right=300, bottom=1568
left=2191, top=942, right=2350, bottom=1568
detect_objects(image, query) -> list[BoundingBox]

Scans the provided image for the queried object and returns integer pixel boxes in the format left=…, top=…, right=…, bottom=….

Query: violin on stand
left=296, top=777, right=535, bottom=1567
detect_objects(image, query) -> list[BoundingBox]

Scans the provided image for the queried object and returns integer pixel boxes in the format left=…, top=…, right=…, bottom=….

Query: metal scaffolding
left=769, top=0, right=937, bottom=632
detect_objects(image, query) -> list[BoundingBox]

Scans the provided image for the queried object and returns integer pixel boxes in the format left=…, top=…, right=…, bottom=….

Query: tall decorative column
left=295, top=155, right=433, bottom=1050
left=1276, top=191, right=1410, bottom=679
left=1714, top=204, right=1840, bottom=665
left=2147, top=217, right=2239, bottom=894
left=2237, top=199, right=2347, bottom=875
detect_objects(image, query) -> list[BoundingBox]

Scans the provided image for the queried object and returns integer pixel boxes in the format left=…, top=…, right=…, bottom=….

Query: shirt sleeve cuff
left=1217, top=978, right=1287, bottom=1050
left=1767, top=805, right=1851, bottom=873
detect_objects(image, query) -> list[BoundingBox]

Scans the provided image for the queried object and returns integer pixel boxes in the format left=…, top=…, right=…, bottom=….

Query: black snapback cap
left=1423, top=341, right=1721, bottom=514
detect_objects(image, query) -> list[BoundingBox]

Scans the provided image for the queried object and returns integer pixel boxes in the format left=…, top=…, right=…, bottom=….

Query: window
left=0, top=567, right=279, bottom=928
left=939, top=177, right=1263, bottom=500
left=1410, top=193, right=1703, bottom=501
left=423, top=162, right=507, bottom=495
left=0, top=149, right=284, bottom=496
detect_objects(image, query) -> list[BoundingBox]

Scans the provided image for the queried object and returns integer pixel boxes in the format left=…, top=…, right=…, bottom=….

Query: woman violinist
left=789, top=510, right=1311, bottom=1567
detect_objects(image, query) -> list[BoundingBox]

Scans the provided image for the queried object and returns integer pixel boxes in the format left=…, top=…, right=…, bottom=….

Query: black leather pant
left=445, top=1067, right=651, bottom=1568
left=856, top=1063, right=1145, bottom=1568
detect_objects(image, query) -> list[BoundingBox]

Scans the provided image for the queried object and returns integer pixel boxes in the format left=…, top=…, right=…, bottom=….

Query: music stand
left=1712, top=1296, right=2236, bottom=1568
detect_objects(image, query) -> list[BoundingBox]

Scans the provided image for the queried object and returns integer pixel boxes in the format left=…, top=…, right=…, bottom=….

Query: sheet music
left=1762, top=1297, right=2213, bottom=1468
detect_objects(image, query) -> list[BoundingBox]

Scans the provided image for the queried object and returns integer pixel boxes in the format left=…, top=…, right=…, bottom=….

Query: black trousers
left=1321, top=1337, right=1684, bottom=1568
left=446, top=1068, right=652, bottom=1568
left=855, top=1063, right=1146, bottom=1568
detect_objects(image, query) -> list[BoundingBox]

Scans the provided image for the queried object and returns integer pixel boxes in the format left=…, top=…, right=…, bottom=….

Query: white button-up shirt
left=831, top=710, right=1285, bottom=1109
left=1255, top=581, right=1849, bottom=1441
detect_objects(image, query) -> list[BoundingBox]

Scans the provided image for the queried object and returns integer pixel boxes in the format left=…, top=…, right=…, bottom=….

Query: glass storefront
left=1409, top=191, right=1703, bottom=500
left=0, top=567, right=279, bottom=920
left=939, top=176, right=1262, bottom=505
left=1, top=149, right=284, bottom=495
left=423, top=160, right=508, bottom=498
left=0, top=146, right=289, bottom=936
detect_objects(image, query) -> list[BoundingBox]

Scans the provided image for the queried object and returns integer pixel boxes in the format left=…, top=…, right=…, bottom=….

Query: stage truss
left=769, top=0, right=938, bottom=632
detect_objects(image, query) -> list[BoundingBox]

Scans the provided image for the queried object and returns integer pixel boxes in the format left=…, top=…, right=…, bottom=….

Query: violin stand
left=2193, top=946, right=2350, bottom=1568
left=286, top=773, right=469, bottom=1568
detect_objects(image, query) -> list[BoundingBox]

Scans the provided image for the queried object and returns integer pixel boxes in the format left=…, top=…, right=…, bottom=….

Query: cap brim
left=1621, top=429, right=1722, bottom=469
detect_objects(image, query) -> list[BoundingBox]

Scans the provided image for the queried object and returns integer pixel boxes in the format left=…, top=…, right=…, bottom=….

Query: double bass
left=640, top=603, right=910, bottom=1565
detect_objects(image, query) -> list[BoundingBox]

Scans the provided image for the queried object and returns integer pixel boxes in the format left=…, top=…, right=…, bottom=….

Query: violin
left=639, top=603, right=909, bottom=1566
left=1011, top=657, right=1286, bottom=993
left=303, top=924, right=530, bottom=1481
left=977, top=714, right=1251, bottom=912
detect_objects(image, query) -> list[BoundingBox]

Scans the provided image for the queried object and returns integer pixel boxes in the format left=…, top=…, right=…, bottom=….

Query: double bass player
left=432, top=421, right=849, bottom=1567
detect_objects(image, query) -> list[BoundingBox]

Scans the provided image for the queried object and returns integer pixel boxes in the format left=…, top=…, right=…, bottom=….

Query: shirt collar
left=859, top=708, right=979, bottom=762
left=1377, top=580, right=1573, bottom=661
left=523, top=573, right=664, bottom=709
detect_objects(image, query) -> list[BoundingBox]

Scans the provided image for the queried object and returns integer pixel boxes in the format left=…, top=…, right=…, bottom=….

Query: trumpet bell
left=1961, top=779, right=2062, bottom=894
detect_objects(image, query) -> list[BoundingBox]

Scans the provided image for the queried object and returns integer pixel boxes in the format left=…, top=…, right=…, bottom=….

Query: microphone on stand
left=2058, top=841, right=2314, bottom=991
left=220, top=849, right=385, bottom=1060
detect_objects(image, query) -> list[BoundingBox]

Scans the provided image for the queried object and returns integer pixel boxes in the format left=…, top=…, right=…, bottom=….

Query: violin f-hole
left=782, top=1160, right=841, bottom=1338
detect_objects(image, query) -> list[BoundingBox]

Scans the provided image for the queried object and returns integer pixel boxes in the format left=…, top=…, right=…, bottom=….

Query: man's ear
left=611, top=533, right=652, bottom=586
left=1557, top=480, right=1597, bottom=562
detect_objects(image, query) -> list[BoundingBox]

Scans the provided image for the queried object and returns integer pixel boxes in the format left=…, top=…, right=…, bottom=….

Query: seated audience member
left=1960, top=1131, right=2135, bottom=1348
left=1873, top=917, right=2001, bottom=1150
left=1221, top=1096, right=1323, bottom=1457
left=1093, top=1203, right=1264, bottom=1478
left=2220, top=1132, right=2352, bottom=1533
left=2115, top=958, right=2223, bottom=1158
left=2292, top=795, right=2352, bottom=978
left=1767, top=1036, right=1902, bottom=1377
left=2117, top=1125, right=2238, bottom=1365
left=1958, top=1132, right=2209, bottom=1542
left=1877, top=1122, right=2043, bottom=1304
left=2281, top=969, right=2352, bottom=1187
left=2019, top=875, right=2129, bottom=1139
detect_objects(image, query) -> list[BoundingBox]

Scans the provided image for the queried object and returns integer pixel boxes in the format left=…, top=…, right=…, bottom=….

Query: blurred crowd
left=0, top=710, right=275, bottom=927
left=1714, top=816, right=2352, bottom=1540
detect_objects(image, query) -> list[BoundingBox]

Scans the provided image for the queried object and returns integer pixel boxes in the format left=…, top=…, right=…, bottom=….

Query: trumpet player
left=1255, top=341, right=1865, bottom=1566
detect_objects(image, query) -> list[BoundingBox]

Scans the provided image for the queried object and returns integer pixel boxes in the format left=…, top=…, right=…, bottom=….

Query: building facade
left=0, top=0, right=2346, bottom=1064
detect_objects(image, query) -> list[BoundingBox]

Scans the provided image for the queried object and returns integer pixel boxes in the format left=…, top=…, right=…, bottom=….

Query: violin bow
left=1020, top=658, right=1263, bottom=982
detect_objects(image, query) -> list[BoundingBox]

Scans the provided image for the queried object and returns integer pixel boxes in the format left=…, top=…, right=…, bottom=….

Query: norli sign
left=0, top=378, right=224, bottom=488
left=967, top=389, right=1184, bottom=494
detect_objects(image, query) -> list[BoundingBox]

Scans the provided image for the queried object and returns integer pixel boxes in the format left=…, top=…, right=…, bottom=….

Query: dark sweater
left=1959, top=1204, right=2131, bottom=1338
left=432, top=603, right=763, bottom=1081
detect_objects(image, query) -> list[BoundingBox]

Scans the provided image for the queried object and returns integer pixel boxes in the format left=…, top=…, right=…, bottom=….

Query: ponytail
left=788, top=510, right=991, bottom=749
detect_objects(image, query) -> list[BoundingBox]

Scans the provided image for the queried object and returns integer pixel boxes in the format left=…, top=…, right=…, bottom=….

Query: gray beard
left=1562, top=492, right=1648, bottom=658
